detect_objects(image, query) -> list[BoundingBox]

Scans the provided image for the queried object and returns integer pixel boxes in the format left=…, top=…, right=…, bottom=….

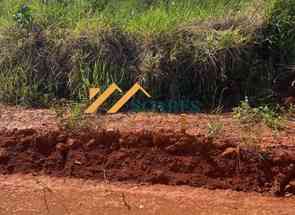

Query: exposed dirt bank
left=1, top=127, right=295, bottom=195
left=1, top=105, right=295, bottom=195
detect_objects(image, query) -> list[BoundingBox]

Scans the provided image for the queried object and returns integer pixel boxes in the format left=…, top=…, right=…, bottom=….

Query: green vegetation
left=207, top=120, right=224, bottom=138
left=0, top=0, right=256, bottom=34
left=233, top=99, right=283, bottom=131
left=206, top=107, right=224, bottom=138
left=0, top=0, right=294, bottom=110
left=52, top=101, right=87, bottom=129
left=266, top=0, right=295, bottom=64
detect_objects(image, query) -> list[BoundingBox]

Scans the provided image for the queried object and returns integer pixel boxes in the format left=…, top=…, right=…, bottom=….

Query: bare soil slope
left=1, top=105, right=295, bottom=196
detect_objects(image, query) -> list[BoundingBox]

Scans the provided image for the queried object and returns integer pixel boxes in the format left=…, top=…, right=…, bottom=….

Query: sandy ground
left=0, top=174, right=295, bottom=215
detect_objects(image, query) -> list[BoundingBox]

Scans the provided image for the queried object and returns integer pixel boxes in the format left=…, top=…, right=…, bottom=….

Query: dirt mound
left=1, top=128, right=295, bottom=194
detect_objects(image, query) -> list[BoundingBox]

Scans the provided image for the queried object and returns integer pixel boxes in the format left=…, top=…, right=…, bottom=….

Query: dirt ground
left=1, top=104, right=295, bottom=147
left=0, top=174, right=295, bottom=215
left=1, top=105, right=295, bottom=214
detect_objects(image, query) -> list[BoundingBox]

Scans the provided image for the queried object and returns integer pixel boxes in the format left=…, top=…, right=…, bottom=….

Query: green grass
left=0, top=0, right=258, bottom=35
left=0, top=0, right=294, bottom=110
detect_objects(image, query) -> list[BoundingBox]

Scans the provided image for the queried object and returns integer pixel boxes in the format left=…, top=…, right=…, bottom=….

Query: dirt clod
left=0, top=148, right=9, bottom=164
left=221, top=147, right=238, bottom=158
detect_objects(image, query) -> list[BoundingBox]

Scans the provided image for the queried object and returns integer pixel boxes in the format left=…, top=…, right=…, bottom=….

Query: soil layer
left=1, top=127, right=295, bottom=194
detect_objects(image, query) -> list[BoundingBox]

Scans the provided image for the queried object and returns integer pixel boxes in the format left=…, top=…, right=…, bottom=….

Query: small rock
left=285, top=192, right=293, bottom=197
left=67, top=138, right=75, bottom=146
left=56, top=142, right=68, bottom=152
left=86, top=139, right=96, bottom=148
left=66, top=138, right=80, bottom=149
left=57, top=134, right=67, bottom=142
left=74, top=160, right=82, bottom=165
left=221, top=147, right=237, bottom=158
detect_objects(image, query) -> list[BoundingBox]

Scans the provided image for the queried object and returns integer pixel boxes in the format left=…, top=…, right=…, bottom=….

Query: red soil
left=1, top=175, right=295, bottom=215
left=0, top=127, right=295, bottom=195
left=1, top=105, right=295, bottom=195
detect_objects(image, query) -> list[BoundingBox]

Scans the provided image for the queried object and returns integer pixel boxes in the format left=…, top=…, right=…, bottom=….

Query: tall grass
left=0, top=0, right=294, bottom=109
left=0, top=0, right=256, bottom=34
left=266, top=0, right=295, bottom=64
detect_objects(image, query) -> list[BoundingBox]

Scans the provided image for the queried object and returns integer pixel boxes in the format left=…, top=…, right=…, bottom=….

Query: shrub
left=233, top=99, right=283, bottom=130
left=13, top=4, right=33, bottom=28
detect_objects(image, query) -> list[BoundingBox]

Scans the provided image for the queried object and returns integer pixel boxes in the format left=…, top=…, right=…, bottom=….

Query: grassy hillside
left=0, top=0, right=258, bottom=33
left=0, top=0, right=294, bottom=110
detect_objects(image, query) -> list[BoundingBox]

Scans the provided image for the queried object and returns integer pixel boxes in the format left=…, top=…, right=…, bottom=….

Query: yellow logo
left=85, top=83, right=151, bottom=114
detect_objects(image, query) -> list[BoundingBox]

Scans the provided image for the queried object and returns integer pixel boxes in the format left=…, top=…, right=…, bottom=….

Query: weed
left=13, top=4, right=33, bottom=28
left=232, top=99, right=264, bottom=173
left=207, top=121, right=223, bottom=138
left=53, top=102, right=87, bottom=130
left=280, top=103, right=295, bottom=120
left=206, top=106, right=224, bottom=138
left=233, top=99, right=284, bottom=131
left=258, top=105, right=283, bottom=130
left=233, top=98, right=282, bottom=168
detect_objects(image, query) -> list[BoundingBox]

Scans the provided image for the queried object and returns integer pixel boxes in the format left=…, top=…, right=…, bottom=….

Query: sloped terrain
left=1, top=105, right=295, bottom=196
